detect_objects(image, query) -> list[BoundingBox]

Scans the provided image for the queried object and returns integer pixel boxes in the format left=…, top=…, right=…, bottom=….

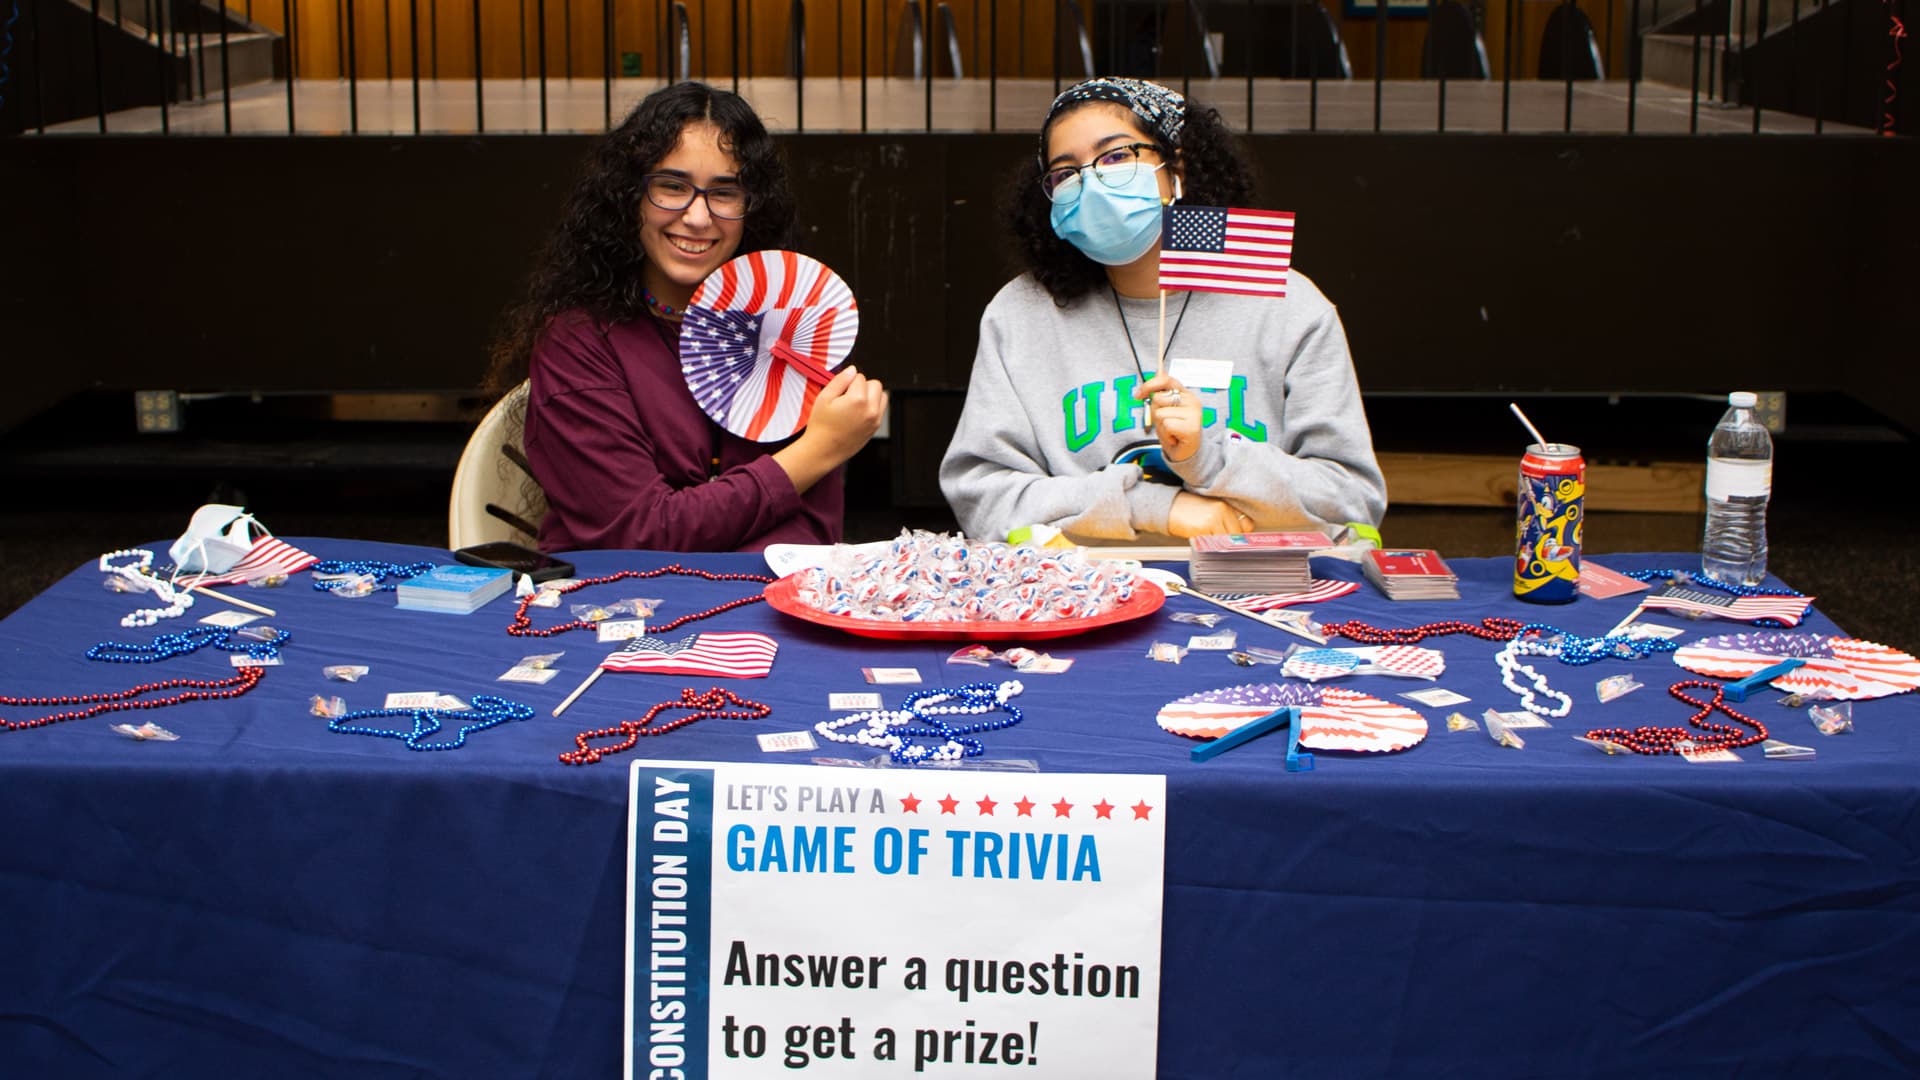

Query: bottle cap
left=1728, top=391, right=1758, bottom=408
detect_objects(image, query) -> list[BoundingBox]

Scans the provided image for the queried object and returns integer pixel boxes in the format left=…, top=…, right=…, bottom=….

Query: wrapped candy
left=792, top=529, right=1142, bottom=624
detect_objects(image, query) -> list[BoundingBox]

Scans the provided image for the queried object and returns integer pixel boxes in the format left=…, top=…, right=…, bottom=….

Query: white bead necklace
left=99, top=549, right=194, bottom=628
left=1496, top=638, right=1573, bottom=718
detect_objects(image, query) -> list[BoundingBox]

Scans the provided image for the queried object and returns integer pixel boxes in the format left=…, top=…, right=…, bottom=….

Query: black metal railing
left=0, top=0, right=1905, bottom=136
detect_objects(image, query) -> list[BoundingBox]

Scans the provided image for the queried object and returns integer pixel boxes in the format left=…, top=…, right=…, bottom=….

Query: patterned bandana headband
left=1040, top=77, right=1187, bottom=161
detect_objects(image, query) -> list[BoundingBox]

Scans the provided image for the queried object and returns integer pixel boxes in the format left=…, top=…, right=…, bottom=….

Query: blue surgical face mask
left=1049, top=161, right=1167, bottom=267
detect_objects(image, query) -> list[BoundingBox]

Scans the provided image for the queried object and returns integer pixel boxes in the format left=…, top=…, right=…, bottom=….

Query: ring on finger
left=1164, top=389, right=1183, bottom=404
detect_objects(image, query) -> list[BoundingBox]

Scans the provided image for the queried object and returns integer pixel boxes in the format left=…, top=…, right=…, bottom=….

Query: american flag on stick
left=1222, top=579, right=1360, bottom=612
left=1638, top=585, right=1813, bottom=628
left=599, top=632, right=778, bottom=678
left=175, top=536, right=319, bottom=588
left=1159, top=205, right=1295, bottom=297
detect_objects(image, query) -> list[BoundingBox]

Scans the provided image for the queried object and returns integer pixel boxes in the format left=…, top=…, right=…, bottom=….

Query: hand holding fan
left=680, top=250, right=860, bottom=443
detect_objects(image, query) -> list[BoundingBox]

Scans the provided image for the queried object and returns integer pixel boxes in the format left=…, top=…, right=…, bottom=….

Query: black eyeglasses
left=641, top=173, right=753, bottom=220
left=1038, top=143, right=1163, bottom=204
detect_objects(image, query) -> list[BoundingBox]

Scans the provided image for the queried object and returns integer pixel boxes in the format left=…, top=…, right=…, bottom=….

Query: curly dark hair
left=1005, top=97, right=1256, bottom=306
left=484, top=81, right=796, bottom=394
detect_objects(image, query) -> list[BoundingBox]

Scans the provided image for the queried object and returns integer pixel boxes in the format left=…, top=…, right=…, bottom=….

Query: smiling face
left=638, top=120, right=747, bottom=308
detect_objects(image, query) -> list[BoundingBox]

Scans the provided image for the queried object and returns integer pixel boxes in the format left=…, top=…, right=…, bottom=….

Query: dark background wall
left=5, top=132, right=1913, bottom=430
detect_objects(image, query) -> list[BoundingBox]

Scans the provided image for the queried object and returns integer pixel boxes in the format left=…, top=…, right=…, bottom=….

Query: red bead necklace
left=1583, top=680, right=1771, bottom=756
left=559, top=686, right=772, bottom=765
left=1, top=666, right=266, bottom=732
left=1319, top=616, right=1525, bottom=645
left=507, top=565, right=775, bottom=638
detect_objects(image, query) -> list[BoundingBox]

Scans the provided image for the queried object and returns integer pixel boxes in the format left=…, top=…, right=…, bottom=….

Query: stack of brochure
left=1363, top=549, right=1461, bottom=601
left=396, top=565, right=514, bottom=614
left=1188, top=531, right=1328, bottom=594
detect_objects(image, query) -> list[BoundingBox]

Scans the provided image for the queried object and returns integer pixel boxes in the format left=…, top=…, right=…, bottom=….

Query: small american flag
left=1639, top=585, right=1813, bottom=627
left=1223, top=579, right=1360, bottom=612
left=1159, top=205, right=1295, bottom=297
left=177, top=536, right=319, bottom=588
left=599, top=631, right=778, bottom=679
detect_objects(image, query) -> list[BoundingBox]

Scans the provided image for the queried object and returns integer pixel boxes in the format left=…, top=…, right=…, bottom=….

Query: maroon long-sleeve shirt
left=523, top=310, right=844, bottom=553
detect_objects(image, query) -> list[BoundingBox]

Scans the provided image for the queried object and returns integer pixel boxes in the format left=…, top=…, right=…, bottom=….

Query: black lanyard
left=1110, top=286, right=1194, bottom=387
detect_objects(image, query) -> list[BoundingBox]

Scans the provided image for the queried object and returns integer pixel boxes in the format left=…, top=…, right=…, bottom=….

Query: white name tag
left=1167, top=357, right=1234, bottom=391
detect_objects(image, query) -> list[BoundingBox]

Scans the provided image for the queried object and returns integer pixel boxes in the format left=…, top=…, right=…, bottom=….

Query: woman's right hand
left=1167, top=491, right=1253, bottom=538
left=774, top=365, right=889, bottom=493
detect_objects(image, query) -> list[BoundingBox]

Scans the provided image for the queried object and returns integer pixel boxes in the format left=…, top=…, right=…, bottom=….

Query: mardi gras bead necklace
left=816, top=680, right=1025, bottom=765
left=310, top=559, right=438, bottom=591
left=643, top=288, right=685, bottom=321
left=559, top=687, right=772, bottom=765
left=327, top=694, right=534, bottom=751
left=1584, top=681, right=1770, bottom=756
left=1318, top=617, right=1525, bottom=645
left=1495, top=637, right=1575, bottom=717
left=1, top=666, right=264, bottom=733
left=100, top=549, right=194, bottom=627
left=1627, top=568, right=1803, bottom=599
left=87, top=625, right=290, bottom=665
left=508, top=565, right=774, bottom=638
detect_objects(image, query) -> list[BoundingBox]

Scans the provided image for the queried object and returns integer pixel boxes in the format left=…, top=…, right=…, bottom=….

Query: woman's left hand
left=1134, top=374, right=1202, bottom=464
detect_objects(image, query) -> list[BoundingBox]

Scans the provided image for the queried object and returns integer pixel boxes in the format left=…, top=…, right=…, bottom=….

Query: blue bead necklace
left=1626, top=568, right=1803, bottom=598
left=889, top=681, right=1026, bottom=765
left=327, top=694, right=534, bottom=751
left=310, top=559, right=438, bottom=592
left=1514, top=622, right=1679, bottom=665
left=87, top=625, right=291, bottom=664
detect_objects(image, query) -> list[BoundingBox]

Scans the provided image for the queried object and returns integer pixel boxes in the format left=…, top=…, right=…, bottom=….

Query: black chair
left=1293, top=0, right=1353, bottom=79
left=1421, top=0, right=1490, bottom=79
left=784, top=0, right=806, bottom=76
left=1538, top=1, right=1604, bottom=79
left=667, top=1, right=693, bottom=82
left=1056, top=0, right=1098, bottom=78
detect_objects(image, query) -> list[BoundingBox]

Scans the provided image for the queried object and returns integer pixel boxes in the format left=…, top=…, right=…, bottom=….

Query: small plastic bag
left=243, top=571, right=289, bottom=589
left=321, top=572, right=377, bottom=598
left=1763, top=739, right=1817, bottom=760
left=234, top=625, right=285, bottom=644
left=1146, top=641, right=1188, bottom=664
left=1809, top=701, right=1853, bottom=735
left=111, top=721, right=181, bottom=741
left=309, top=694, right=347, bottom=719
left=1482, top=710, right=1526, bottom=749
left=1595, top=674, right=1643, bottom=703
left=1169, top=612, right=1225, bottom=628
left=102, top=573, right=149, bottom=594
left=1228, top=645, right=1291, bottom=667
left=323, top=665, right=370, bottom=682
left=1445, top=711, right=1480, bottom=732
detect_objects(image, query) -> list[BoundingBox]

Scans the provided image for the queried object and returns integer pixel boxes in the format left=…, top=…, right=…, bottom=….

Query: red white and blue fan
left=680, top=250, right=860, bottom=443
left=1156, top=683, right=1428, bottom=753
left=1673, top=631, right=1920, bottom=701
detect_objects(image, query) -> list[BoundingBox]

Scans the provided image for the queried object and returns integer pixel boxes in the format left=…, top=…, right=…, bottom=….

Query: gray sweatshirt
left=940, top=272, right=1387, bottom=543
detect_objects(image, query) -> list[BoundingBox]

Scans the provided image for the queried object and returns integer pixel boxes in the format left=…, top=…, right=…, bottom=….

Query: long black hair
left=1005, top=99, right=1256, bottom=306
left=485, top=81, right=795, bottom=394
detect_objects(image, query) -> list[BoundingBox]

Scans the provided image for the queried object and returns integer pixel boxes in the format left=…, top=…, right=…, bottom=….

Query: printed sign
left=627, top=761, right=1166, bottom=1078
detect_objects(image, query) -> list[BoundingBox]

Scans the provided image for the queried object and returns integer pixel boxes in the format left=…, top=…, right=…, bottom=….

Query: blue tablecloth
left=3, top=539, right=1916, bottom=1078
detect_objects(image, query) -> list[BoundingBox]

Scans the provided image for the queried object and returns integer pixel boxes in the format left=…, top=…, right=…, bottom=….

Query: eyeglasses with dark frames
left=1038, top=143, right=1164, bottom=204
left=641, top=173, right=754, bottom=220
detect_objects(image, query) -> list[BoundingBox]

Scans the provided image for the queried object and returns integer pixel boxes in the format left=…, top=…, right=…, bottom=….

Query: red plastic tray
left=762, top=574, right=1165, bottom=641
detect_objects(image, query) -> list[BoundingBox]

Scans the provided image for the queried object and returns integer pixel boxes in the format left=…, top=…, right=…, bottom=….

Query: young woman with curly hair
left=940, top=77, right=1385, bottom=544
left=487, top=81, right=887, bottom=553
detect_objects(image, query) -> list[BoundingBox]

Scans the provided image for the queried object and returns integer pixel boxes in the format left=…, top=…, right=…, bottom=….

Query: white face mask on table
left=168, top=504, right=263, bottom=575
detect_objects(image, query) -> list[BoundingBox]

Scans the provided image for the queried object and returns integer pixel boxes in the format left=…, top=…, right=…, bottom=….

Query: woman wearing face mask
left=486, top=81, right=888, bottom=553
left=939, top=77, right=1385, bottom=543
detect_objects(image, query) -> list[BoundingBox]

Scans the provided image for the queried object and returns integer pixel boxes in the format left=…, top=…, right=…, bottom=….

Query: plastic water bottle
left=1701, top=391, right=1773, bottom=586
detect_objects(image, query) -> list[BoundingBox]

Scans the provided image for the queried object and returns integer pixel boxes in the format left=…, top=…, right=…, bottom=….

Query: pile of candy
left=794, top=530, right=1141, bottom=623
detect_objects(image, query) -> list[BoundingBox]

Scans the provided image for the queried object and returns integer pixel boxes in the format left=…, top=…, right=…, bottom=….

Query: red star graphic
left=1014, top=797, right=1036, bottom=817
left=1051, top=798, right=1074, bottom=818
left=976, top=796, right=998, bottom=816
left=899, top=794, right=921, bottom=813
left=939, top=794, right=960, bottom=815
left=1131, top=800, right=1154, bottom=820
left=1094, top=799, right=1116, bottom=820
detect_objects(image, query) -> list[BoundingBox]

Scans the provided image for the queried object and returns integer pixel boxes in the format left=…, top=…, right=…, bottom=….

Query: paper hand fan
left=1157, top=683, right=1427, bottom=753
left=680, top=250, right=860, bottom=442
left=1673, top=631, right=1920, bottom=701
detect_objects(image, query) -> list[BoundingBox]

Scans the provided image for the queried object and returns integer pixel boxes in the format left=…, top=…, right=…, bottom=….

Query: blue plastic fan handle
left=1723, top=658, right=1807, bottom=702
left=1191, top=706, right=1297, bottom=763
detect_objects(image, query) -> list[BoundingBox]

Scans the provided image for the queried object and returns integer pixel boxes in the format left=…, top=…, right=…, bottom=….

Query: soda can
left=1514, top=443, right=1585, bottom=603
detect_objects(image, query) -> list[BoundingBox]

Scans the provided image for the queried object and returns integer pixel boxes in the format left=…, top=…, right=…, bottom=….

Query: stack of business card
left=1189, top=531, right=1327, bottom=594
left=396, top=565, right=514, bottom=614
left=1364, top=549, right=1460, bottom=601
